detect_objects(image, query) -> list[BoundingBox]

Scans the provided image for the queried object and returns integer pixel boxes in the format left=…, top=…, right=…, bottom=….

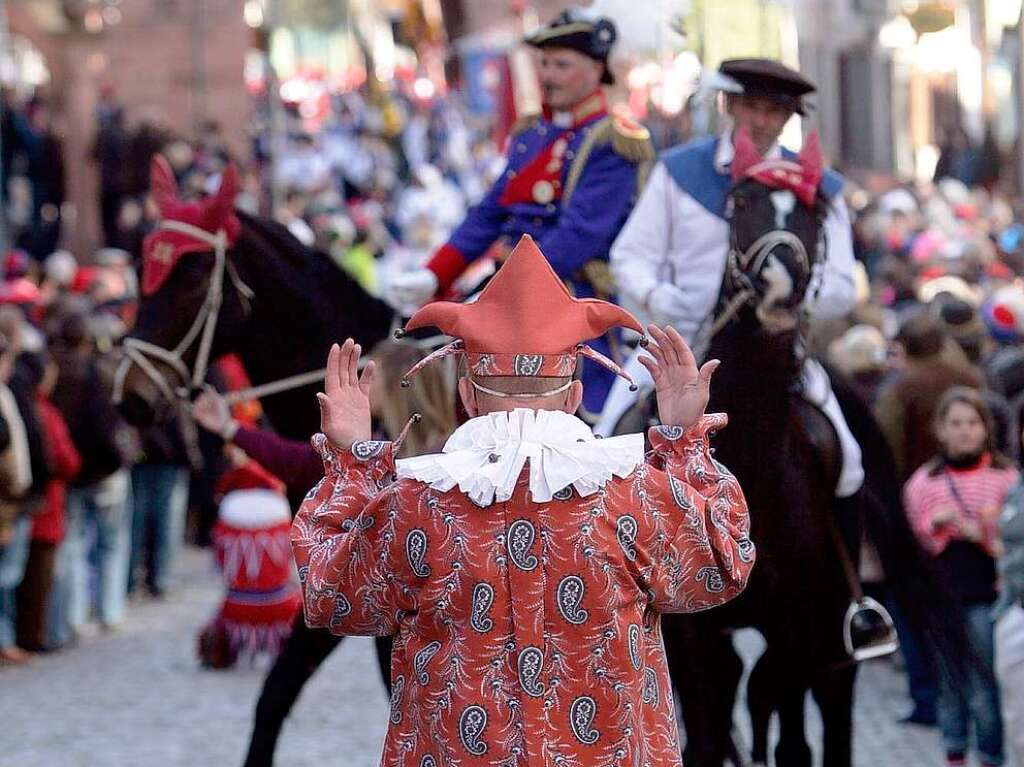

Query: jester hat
left=400, top=235, right=642, bottom=393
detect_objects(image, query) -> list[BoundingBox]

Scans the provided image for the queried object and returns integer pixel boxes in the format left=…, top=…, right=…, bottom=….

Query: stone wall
left=9, top=0, right=250, bottom=256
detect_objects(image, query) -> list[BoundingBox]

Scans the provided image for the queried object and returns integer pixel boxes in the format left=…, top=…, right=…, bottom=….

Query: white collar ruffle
left=395, top=409, right=644, bottom=507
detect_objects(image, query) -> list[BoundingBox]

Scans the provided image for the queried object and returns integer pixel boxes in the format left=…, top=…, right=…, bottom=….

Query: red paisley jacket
left=291, top=413, right=754, bottom=767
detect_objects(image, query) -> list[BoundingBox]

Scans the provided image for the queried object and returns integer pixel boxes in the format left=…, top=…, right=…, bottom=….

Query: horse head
left=117, top=157, right=395, bottom=437
left=719, top=127, right=827, bottom=337
left=116, top=156, right=252, bottom=427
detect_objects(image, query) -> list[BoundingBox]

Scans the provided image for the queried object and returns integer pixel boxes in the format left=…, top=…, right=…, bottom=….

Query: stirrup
left=843, top=596, right=898, bottom=662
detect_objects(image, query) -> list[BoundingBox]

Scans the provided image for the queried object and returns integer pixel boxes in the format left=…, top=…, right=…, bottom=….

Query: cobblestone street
left=2, top=547, right=960, bottom=767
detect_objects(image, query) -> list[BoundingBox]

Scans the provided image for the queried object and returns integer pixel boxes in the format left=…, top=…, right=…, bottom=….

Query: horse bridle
left=111, top=219, right=414, bottom=412
left=112, top=220, right=254, bottom=407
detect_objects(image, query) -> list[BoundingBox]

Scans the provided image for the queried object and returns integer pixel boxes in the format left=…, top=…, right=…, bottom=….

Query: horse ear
left=150, top=154, right=178, bottom=215
left=798, top=130, right=824, bottom=189
left=203, top=163, right=238, bottom=229
left=731, top=126, right=762, bottom=182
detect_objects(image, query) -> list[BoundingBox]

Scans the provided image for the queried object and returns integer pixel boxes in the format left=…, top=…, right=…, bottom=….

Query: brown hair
left=929, top=386, right=1012, bottom=470
left=372, top=341, right=457, bottom=458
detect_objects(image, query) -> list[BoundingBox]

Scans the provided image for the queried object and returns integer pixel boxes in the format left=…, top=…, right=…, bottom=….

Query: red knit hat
left=401, top=235, right=642, bottom=389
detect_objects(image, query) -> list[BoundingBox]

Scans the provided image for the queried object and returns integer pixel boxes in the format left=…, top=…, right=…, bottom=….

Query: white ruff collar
left=395, top=409, right=644, bottom=507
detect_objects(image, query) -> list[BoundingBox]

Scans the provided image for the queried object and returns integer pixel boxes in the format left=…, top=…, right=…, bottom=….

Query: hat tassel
left=400, top=340, right=464, bottom=387
left=577, top=344, right=638, bottom=392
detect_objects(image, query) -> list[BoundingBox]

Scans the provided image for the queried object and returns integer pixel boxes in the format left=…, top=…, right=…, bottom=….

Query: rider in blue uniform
left=383, top=9, right=654, bottom=419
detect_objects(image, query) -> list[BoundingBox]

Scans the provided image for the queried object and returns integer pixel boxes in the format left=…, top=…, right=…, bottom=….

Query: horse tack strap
left=222, top=368, right=328, bottom=405
left=824, top=507, right=864, bottom=603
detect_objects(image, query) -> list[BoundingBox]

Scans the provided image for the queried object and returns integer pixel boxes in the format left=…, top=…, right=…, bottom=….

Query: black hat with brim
left=525, top=11, right=617, bottom=85
left=718, top=58, right=815, bottom=116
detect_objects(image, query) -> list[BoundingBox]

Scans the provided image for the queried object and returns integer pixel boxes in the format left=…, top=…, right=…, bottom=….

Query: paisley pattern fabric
left=292, top=412, right=753, bottom=767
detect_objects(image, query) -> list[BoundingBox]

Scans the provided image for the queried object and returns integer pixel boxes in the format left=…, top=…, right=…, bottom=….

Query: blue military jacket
left=433, top=93, right=652, bottom=416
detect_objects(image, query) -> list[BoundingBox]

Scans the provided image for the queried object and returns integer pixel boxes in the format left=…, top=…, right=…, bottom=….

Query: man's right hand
left=382, top=268, right=438, bottom=313
left=317, top=340, right=376, bottom=449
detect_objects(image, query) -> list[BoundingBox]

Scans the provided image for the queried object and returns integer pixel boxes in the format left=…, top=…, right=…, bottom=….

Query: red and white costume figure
left=292, top=236, right=754, bottom=766
left=204, top=488, right=301, bottom=665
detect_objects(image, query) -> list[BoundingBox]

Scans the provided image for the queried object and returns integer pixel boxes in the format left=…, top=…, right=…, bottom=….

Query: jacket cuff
left=648, top=413, right=728, bottom=456
left=312, top=433, right=397, bottom=482
left=427, top=243, right=467, bottom=294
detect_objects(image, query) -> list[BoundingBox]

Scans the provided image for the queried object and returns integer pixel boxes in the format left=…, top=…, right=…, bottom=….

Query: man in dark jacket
left=49, top=310, right=137, bottom=638
left=876, top=309, right=984, bottom=483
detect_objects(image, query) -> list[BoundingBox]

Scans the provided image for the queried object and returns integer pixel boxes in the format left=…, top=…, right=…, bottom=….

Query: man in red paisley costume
left=292, top=235, right=754, bottom=766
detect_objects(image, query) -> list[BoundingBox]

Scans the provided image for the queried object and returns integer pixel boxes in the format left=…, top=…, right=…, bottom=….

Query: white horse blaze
left=769, top=189, right=796, bottom=230
left=759, top=255, right=794, bottom=306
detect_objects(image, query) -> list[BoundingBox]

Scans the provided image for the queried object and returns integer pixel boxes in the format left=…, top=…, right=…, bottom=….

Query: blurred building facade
left=5, top=0, right=250, bottom=254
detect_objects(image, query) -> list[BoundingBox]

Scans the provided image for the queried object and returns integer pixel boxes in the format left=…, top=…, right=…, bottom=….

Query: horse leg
left=664, top=614, right=743, bottom=767
left=771, top=651, right=813, bottom=767
left=811, top=663, right=857, bottom=767
left=746, top=649, right=776, bottom=766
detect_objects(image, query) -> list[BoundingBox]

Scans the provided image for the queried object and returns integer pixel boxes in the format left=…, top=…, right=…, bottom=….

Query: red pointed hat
left=141, top=156, right=241, bottom=296
left=402, top=235, right=642, bottom=386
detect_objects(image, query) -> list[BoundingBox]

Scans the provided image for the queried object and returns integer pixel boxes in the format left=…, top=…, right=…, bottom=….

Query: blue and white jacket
left=610, top=130, right=856, bottom=343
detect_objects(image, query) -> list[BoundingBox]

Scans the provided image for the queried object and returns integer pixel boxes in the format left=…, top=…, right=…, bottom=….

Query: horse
left=115, top=158, right=394, bottom=443
left=113, top=158, right=399, bottom=766
left=614, top=133, right=955, bottom=767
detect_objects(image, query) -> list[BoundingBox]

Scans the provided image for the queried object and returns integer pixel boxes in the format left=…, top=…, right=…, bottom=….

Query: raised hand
left=637, top=324, right=719, bottom=431
left=317, top=339, right=376, bottom=449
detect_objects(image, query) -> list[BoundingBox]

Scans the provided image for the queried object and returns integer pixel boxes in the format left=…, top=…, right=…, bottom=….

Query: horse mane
left=235, top=210, right=346, bottom=300
left=232, top=209, right=392, bottom=342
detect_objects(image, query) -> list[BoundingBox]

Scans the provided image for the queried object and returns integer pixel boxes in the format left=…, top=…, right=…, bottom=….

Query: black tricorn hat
left=525, top=10, right=617, bottom=85
left=718, top=58, right=815, bottom=116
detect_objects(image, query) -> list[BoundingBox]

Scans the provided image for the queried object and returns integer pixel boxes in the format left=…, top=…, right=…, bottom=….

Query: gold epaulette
left=610, top=111, right=655, bottom=163
left=509, top=112, right=540, bottom=138
left=563, top=114, right=655, bottom=205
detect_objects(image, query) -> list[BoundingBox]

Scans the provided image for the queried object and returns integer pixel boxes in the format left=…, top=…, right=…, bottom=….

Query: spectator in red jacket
left=15, top=355, right=80, bottom=651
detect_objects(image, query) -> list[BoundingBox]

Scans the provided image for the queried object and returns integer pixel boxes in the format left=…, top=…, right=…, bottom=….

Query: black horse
left=615, top=138, right=954, bottom=767
left=117, top=170, right=394, bottom=439
left=116, top=162, right=396, bottom=767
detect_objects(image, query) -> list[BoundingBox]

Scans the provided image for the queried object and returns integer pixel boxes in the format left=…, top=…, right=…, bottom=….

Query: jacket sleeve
left=538, top=146, right=640, bottom=278
left=808, top=196, right=857, bottom=320
left=233, top=424, right=324, bottom=497
left=902, top=470, right=940, bottom=554
left=0, top=386, right=32, bottom=498
left=42, top=403, right=81, bottom=482
left=640, top=413, right=754, bottom=612
left=610, top=162, right=674, bottom=313
left=290, top=434, right=417, bottom=637
left=874, top=383, right=907, bottom=481
left=429, top=161, right=513, bottom=290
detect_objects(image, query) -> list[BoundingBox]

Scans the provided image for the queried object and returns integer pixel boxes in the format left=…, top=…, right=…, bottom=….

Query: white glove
left=383, top=268, right=439, bottom=314
left=645, top=283, right=690, bottom=324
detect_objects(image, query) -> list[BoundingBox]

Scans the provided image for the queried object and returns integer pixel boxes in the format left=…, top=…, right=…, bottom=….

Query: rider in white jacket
left=602, top=58, right=863, bottom=499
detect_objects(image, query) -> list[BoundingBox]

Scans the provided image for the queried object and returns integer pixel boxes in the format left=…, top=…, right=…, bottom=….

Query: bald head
left=457, top=375, right=583, bottom=417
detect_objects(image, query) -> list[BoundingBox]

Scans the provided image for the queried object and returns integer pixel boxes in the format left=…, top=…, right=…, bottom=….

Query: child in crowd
left=904, top=386, right=1018, bottom=767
